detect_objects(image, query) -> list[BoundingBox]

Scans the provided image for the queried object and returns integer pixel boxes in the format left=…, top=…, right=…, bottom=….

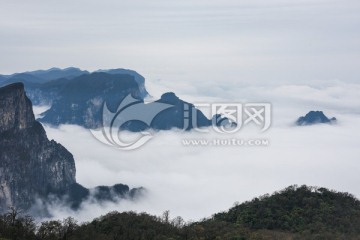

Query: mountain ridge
left=0, top=67, right=148, bottom=98
left=0, top=68, right=235, bottom=131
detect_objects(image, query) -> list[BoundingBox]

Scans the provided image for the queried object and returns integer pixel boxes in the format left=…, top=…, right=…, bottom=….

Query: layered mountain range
left=0, top=68, right=231, bottom=130
left=0, top=67, right=148, bottom=105
left=0, top=83, right=142, bottom=214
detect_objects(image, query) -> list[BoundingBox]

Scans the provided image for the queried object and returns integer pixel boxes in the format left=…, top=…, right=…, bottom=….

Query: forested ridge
left=1, top=185, right=360, bottom=240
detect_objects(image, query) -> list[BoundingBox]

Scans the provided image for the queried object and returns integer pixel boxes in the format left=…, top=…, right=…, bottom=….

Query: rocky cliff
left=0, top=83, right=76, bottom=211
left=39, top=72, right=144, bottom=128
left=0, top=83, right=142, bottom=213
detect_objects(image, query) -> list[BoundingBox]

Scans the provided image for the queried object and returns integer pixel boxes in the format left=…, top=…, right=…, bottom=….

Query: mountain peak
left=296, top=111, right=337, bottom=126
left=0, top=82, right=35, bottom=132
left=160, top=92, right=180, bottom=103
left=0, top=82, right=24, bottom=93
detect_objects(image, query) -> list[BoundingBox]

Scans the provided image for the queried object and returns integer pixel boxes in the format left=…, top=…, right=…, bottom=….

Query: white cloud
left=38, top=82, right=360, bottom=222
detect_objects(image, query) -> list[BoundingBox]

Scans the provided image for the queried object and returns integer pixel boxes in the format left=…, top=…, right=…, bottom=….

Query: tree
left=61, top=217, right=78, bottom=240
left=171, top=216, right=185, bottom=229
left=37, top=220, right=63, bottom=240
left=4, top=206, right=22, bottom=226
left=0, top=206, right=36, bottom=240
left=161, top=210, right=170, bottom=224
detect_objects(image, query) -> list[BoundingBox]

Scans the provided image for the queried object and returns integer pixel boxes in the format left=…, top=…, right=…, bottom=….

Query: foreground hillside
left=1, top=185, right=360, bottom=240
left=215, top=185, right=360, bottom=234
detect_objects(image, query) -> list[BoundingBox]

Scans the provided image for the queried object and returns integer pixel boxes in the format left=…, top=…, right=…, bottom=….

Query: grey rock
left=0, top=83, right=76, bottom=211
left=0, top=83, right=144, bottom=214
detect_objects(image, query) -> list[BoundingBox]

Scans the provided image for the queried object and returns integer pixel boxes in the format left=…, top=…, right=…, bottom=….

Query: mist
left=32, top=82, right=360, bottom=222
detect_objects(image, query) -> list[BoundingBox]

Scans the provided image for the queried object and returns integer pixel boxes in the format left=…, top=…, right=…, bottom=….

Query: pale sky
left=1, top=0, right=359, bottom=88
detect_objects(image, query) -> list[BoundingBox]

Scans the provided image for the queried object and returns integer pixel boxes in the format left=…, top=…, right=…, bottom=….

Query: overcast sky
left=1, top=0, right=359, bottom=89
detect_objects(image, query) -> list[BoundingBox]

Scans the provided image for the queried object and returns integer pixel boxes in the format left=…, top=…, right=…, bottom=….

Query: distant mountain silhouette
left=151, top=92, right=212, bottom=130
left=40, top=72, right=144, bottom=128
left=0, top=67, right=149, bottom=102
left=95, top=68, right=148, bottom=97
left=296, top=111, right=336, bottom=126
left=116, top=92, right=216, bottom=132
left=6, top=73, right=44, bottom=83
left=0, top=68, right=234, bottom=131
left=0, top=67, right=88, bottom=83
left=25, top=67, right=89, bottom=81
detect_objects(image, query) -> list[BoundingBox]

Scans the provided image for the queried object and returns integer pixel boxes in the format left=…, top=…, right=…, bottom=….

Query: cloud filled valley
left=35, top=81, right=360, bottom=222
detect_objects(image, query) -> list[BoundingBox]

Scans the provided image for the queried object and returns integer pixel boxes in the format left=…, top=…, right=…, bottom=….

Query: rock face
left=0, top=83, right=143, bottom=213
left=0, top=83, right=76, bottom=211
left=95, top=68, right=149, bottom=98
left=39, top=72, right=144, bottom=128
left=296, top=111, right=337, bottom=126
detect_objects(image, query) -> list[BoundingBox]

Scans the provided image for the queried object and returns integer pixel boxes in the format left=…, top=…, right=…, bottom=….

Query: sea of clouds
left=33, top=80, right=360, bottom=223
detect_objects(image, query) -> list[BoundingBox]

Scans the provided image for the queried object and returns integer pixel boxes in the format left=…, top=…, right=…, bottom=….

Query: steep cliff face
left=0, top=83, right=143, bottom=214
left=0, top=83, right=76, bottom=211
left=39, top=72, right=144, bottom=128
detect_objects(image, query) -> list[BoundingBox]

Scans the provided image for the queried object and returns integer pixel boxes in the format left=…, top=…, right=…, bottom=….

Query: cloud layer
left=35, top=81, right=360, bottom=222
